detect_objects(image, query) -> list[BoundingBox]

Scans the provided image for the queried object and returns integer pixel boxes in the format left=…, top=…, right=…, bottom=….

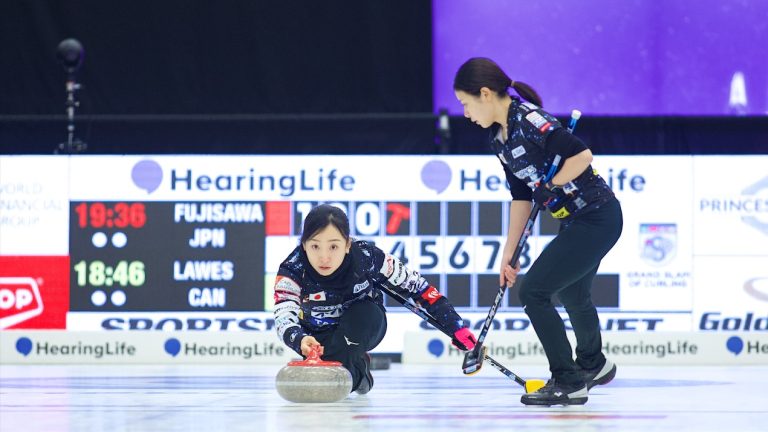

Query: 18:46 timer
left=73, top=260, right=146, bottom=287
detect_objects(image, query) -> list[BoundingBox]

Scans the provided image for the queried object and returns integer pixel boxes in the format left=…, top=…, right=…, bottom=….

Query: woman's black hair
left=300, top=204, right=351, bottom=244
left=453, top=57, right=543, bottom=107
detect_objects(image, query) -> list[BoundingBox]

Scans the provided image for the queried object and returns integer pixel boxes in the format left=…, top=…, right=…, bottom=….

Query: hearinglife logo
left=421, top=160, right=649, bottom=195
left=427, top=338, right=446, bottom=357
left=14, top=336, right=136, bottom=358
left=725, top=336, right=768, bottom=356
left=424, top=159, right=515, bottom=194
left=727, top=336, right=745, bottom=356
left=421, top=160, right=452, bottom=194
left=163, top=337, right=285, bottom=359
left=130, top=159, right=356, bottom=197
left=131, top=160, right=164, bottom=194
left=699, top=175, right=768, bottom=235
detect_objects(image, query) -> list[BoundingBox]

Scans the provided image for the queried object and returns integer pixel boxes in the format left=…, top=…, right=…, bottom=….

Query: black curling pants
left=519, top=198, right=623, bottom=386
left=313, top=299, right=387, bottom=392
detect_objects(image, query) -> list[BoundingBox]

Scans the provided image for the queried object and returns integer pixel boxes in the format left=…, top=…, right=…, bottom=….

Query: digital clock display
left=73, top=260, right=146, bottom=287
left=74, top=202, right=147, bottom=229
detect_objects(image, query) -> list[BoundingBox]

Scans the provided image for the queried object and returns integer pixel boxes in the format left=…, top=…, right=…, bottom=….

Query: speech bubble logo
left=726, top=336, right=743, bottom=356
left=421, top=160, right=452, bottom=194
left=131, top=159, right=163, bottom=194
left=427, top=339, right=444, bottom=358
left=164, top=338, right=181, bottom=357
left=16, top=337, right=32, bottom=356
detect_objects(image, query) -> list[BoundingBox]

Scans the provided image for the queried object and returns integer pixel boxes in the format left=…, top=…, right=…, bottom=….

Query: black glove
left=532, top=181, right=558, bottom=207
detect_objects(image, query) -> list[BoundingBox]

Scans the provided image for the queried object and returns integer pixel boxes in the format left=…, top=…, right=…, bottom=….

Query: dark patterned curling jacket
left=273, top=239, right=464, bottom=355
left=490, top=97, right=615, bottom=222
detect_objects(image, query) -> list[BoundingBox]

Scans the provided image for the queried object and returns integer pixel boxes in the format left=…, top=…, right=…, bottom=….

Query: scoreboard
left=265, top=200, right=619, bottom=311
left=68, top=197, right=620, bottom=317
left=69, top=202, right=265, bottom=312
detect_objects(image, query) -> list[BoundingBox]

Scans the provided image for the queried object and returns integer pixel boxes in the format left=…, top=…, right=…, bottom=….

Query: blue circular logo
left=164, top=338, right=181, bottom=357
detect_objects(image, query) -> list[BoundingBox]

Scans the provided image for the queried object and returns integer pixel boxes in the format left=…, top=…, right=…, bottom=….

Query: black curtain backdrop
left=0, top=0, right=432, bottom=115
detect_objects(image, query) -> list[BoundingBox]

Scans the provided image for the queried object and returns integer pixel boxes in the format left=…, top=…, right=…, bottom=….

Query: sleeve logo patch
left=353, top=281, right=370, bottom=294
left=562, top=182, right=579, bottom=194
left=275, top=276, right=301, bottom=294
left=421, top=286, right=443, bottom=305
left=511, top=145, right=526, bottom=159
left=514, top=165, right=537, bottom=180
left=522, top=102, right=539, bottom=110
left=525, top=111, right=551, bottom=132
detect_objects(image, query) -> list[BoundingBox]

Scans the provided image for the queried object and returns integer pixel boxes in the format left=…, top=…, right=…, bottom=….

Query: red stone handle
left=288, top=344, right=342, bottom=367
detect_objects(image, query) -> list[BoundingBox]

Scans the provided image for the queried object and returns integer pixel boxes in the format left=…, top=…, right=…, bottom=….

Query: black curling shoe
left=581, top=358, right=617, bottom=390
left=520, top=379, right=588, bottom=406
left=355, top=353, right=374, bottom=395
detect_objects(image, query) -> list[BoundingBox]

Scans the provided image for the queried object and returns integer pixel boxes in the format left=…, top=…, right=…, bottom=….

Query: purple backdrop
left=433, top=0, right=768, bottom=115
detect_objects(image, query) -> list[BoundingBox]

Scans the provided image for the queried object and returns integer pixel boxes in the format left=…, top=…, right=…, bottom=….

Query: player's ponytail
left=510, top=79, right=543, bottom=108
left=454, top=57, right=543, bottom=107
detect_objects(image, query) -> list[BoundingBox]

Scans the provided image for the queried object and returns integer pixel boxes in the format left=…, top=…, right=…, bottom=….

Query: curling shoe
left=520, top=379, right=588, bottom=406
left=355, top=353, right=374, bottom=395
left=581, top=358, right=617, bottom=390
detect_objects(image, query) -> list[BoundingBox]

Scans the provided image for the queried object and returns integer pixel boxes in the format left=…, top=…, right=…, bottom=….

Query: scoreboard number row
left=365, top=237, right=535, bottom=273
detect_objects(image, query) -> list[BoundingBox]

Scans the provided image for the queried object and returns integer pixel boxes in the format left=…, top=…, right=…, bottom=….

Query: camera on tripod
left=56, top=38, right=87, bottom=154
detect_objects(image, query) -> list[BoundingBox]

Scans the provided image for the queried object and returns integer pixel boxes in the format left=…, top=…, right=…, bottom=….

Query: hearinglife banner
left=0, top=331, right=294, bottom=364
left=402, top=331, right=768, bottom=365
left=0, top=155, right=766, bottom=356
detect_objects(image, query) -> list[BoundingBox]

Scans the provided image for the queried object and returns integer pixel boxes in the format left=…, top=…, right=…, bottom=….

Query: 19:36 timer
left=72, top=202, right=148, bottom=289
left=73, top=202, right=147, bottom=228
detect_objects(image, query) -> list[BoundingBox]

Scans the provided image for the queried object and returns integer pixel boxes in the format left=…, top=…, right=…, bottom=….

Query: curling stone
left=276, top=346, right=352, bottom=403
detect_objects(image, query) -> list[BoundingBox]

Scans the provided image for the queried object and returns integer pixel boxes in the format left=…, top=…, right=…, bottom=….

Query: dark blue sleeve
left=501, top=162, right=534, bottom=201
left=364, top=241, right=465, bottom=334
left=544, top=128, right=588, bottom=158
